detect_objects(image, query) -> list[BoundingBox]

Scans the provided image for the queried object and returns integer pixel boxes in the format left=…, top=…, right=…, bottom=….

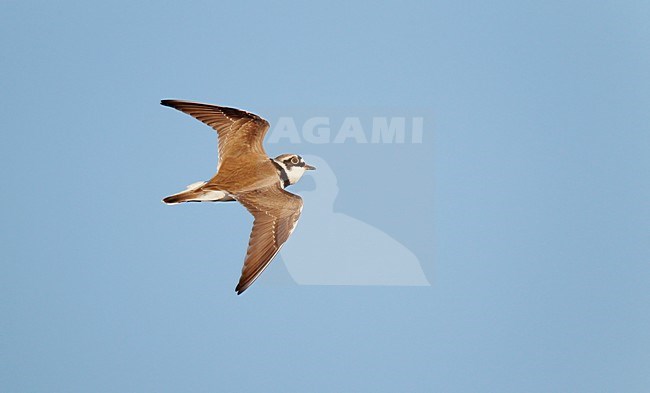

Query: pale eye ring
left=291, top=156, right=299, bottom=164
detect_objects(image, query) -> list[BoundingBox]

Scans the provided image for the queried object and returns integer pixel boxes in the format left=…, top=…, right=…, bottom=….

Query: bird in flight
left=161, top=99, right=315, bottom=295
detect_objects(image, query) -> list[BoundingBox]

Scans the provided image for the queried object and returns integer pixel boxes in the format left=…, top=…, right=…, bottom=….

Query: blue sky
left=1, top=1, right=649, bottom=392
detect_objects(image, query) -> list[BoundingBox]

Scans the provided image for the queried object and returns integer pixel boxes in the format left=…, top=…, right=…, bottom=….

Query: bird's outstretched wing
left=234, top=184, right=303, bottom=295
left=161, top=99, right=270, bottom=167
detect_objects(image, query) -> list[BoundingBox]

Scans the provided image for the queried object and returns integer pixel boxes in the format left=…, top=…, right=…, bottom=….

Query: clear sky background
left=1, top=1, right=649, bottom=392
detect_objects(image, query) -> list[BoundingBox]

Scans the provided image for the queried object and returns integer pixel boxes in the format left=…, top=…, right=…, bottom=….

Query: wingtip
left=235, top=285, right=244, bottom=295
left=235, top=281, right=250, bottom=295
left=160, top=99, right=175, bottom=107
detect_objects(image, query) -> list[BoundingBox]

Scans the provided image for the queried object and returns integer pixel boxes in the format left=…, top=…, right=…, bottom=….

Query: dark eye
left=290, top=156, right=299, bottom=164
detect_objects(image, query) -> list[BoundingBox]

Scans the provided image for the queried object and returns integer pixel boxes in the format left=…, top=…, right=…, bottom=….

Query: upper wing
left=161, top=99, right=270, bottom=167
left=234, top=185, right=304, bottom=295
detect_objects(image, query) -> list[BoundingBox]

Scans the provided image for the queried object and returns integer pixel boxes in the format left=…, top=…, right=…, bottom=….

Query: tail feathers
left=162, top=192, right=195, bottom=205
left=162, top=182, right=233, bottom=204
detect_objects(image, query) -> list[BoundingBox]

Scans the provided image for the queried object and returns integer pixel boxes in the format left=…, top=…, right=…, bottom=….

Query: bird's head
left=273, top=154, right=316, bottom=185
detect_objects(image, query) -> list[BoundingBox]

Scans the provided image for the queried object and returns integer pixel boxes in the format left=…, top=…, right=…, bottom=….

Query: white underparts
left=183, top=181, right=230, bottom=201
left=191, top=189, right=230, bottom=201
left=164, top=181, right=233, bottom=204
left=186, top=181, right=207, bottom=190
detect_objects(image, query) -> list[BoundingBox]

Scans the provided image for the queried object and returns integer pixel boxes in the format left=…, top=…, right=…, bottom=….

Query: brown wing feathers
left=160, top=100, right=270, bottom=159
left=234, top=187, right=303, bottom=294
left=161, top=100, right=304, bottom=295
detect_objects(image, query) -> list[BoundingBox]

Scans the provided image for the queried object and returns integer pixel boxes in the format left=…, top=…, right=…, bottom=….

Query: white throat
left=286, top=165, right=306, bottom=185
left=273, top=160, right=307, bottom=187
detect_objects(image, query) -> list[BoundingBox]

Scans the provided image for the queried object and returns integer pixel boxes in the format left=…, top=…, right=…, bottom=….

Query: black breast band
left=270, top=159, right=291, bottom=188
